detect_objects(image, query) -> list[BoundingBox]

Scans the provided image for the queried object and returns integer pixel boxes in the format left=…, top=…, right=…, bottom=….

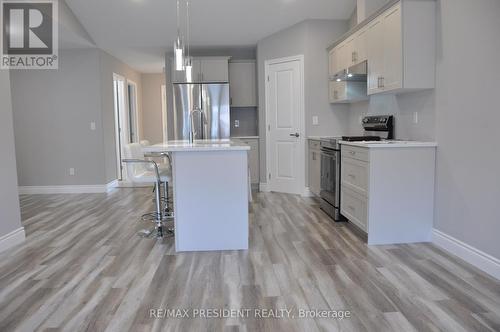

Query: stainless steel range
left=319, top=115, right=395, bottom=222
left=319, top=138, right=343, bottom=221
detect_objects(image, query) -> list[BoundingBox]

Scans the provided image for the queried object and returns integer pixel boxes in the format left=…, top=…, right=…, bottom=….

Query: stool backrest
left=124, top=143, right=146, bottom=180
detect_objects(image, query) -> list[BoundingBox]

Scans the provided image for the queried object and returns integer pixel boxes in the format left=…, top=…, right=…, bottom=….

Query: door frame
left=113, top=73, right=126, bottom=181
left=264, top=54, right=306, bottom=195
left=126, top=79, right=140, bottom=143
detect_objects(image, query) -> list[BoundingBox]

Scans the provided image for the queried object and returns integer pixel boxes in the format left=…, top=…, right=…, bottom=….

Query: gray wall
left=11, top=49, right=105, bottom=186
left=349, top=0, right=500, bottom=259
left=432, top=0, right=500, bottom=258
left=0, top=70, right=23, bottom=239
left=257, top=19, right=349, bottom=183
left=99, top=51, right=143, bottom=183
left=10, top=48, right=143, bottom=186
left=141, top=73, right=166, bottom=144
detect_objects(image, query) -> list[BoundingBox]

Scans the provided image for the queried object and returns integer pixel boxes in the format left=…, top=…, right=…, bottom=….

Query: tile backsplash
left=230, top=107, right=258, bottom=137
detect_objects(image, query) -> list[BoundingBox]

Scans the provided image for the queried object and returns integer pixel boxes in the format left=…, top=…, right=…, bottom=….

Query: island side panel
left=172, top=150, right=249, bottom=252
left=367, top=147, right=436, bottom=245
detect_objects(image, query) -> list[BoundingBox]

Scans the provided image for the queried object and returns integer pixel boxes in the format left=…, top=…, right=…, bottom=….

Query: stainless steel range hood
left=329, top=61, right=368, bottom=104
left=333, top=61, right=368, bottom=82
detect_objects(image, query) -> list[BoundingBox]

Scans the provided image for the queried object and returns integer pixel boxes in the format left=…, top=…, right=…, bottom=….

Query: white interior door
left=266, top=56, right=304, bottom=195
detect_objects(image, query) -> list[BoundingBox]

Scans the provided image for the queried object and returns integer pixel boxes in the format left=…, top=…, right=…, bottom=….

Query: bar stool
left=123, top=143, right=173, bottom=238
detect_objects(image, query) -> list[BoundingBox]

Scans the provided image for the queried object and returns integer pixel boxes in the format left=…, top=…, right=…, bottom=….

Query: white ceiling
left=65, top=0, right=356, bottom=73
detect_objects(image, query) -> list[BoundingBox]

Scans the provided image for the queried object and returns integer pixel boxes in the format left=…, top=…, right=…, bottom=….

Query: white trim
left=302, top=187, right=314, bottom=197
left=433, top=229, right=500, bottom=280
left=264, top=54, right=306, bottom=195
left=115, top=181, right=150, bottom=188
left=0, top=227, right=25, bottom=253
left=106, top=180, right=119, bottom=191
left=113, top=73, right=126, bottom=181
left=259, top=182, right=270, bottom=192
left=126, top=79, right=141, bottom=143
left=161, top=84, right=168, bottom=142
left=19, top=185, right=108, bottom=194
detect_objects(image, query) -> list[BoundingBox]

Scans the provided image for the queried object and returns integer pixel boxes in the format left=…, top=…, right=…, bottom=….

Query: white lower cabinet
left=340, top=143, right=436, bottom=245
left=308, top=139, right=321, bottom=196
left=239, top=138, right=259, bottom=185
left=341, top=186, right=368, bottom=231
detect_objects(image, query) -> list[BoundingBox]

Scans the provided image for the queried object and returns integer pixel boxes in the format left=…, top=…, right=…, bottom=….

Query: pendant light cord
left=186, top=0, right=190, bottom=59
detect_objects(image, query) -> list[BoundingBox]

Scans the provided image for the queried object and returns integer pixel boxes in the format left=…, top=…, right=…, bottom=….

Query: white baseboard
left=433, top=229, right=500, bottom=280
left=259, top=182, right=270, bottom=192
left=302, top=187, right=314, bottom=197
left=0, top=227, right=25, bottom=253
left=106, top=180, right=119, bottom=191
left=19, top=185, right=108, bottom=194
left=115, top=181, right=150, bottom=188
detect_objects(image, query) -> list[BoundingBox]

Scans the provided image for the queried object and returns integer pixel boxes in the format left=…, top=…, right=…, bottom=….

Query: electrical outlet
left=413, top=112, right=419, bottom=124
left=90, top=121, right=96, bottom=131
left=234, top=120, right=240, bottom=128
left=312, top=116, right=319, bottom=126
left=69, top=168, right=75, bottom=176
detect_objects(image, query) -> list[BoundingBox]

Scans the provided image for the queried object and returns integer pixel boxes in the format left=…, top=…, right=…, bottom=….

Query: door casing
left=264, top=55, right=306, bottom=196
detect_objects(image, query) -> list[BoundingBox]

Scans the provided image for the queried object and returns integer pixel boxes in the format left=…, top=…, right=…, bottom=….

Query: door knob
left=290, top=133, right=300, bottom=138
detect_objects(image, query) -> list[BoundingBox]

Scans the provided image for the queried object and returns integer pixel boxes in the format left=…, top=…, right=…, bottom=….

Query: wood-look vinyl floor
left=1, top=188, right=499, bottom=332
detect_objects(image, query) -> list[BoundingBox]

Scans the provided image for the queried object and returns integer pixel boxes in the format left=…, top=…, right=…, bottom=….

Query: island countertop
left=143, top=139, right=251, bottom=153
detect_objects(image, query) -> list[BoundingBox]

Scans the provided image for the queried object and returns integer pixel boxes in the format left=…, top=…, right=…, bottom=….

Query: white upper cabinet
left=172, top=57, right=229, bottom=83
left=381, top=5, right=403, bottom=92
left=199, top=58, right=229, bottom=82
left=229, top=61, right=257, bottom=107
left=328, top=0, right=436, bottom=96
left=366, top=18, right=384, bottom=94
left=328, top=48, right=338, bottom=78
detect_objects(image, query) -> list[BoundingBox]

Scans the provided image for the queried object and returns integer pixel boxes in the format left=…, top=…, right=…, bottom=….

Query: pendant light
left=184, top=0, right=192, bottom=81
left=174, top=0, right=184, bottom=71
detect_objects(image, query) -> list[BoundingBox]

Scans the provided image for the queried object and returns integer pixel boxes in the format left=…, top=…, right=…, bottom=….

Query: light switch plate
left=69, top=168, right=75, bottom=176
left=90, top=121, right=96, bottom=131
left=234, top=120, right=240, bottom=128
left=413, top=112, right=419, bottom=124
left=312, top=116, right=319, bottom=126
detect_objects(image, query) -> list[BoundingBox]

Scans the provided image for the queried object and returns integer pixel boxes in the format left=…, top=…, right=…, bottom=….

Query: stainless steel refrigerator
left=172, top=83, right=230, bottom=140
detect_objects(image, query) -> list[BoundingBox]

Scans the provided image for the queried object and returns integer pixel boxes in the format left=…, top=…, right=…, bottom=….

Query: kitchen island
left=144, top=139, right=250, bottom=252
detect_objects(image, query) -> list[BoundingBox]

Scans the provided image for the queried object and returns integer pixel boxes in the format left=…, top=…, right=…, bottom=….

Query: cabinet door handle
left=348, top=174, right=356, bottom=179
left=312, top=152, right=316, bottom=161
left=349, top=151, right=355, bottom=155
left=380, top=77, right=385, bottom=88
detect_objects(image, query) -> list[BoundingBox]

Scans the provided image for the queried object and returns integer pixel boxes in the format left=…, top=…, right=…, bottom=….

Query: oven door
left=320, top=148, right=340, bottom=208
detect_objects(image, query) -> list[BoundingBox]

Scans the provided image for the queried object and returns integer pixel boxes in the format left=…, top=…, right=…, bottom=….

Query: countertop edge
left=339, top=141, right=438, bottom=148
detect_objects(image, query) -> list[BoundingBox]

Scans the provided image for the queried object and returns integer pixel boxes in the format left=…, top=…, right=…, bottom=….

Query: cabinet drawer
left=341, top=157, right=369, bottom=196
left=309, top=139, right=320, bottom=150
left=342, top=145, right=369, bottom=162
left=341, top=186, right=368, bottom=232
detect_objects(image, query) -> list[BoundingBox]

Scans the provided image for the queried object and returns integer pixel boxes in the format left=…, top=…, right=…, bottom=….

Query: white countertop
left=143, top=139, right=251, bottom=153
left=340, top=140, right=438, bottom=148
left=231, top=136, right=259, bottom=139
